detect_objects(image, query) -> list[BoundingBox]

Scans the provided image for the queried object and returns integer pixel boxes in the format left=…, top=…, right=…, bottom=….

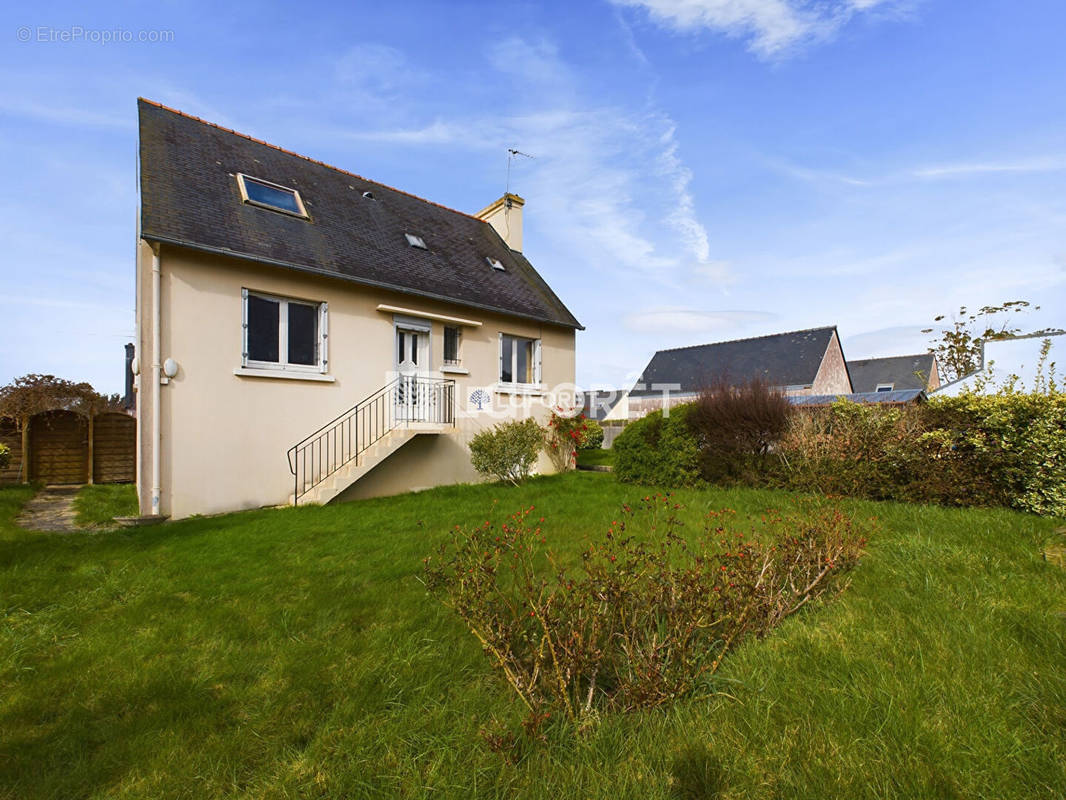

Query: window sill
left=441, top=365, right=469, bottom=375
left=233, top=367, right=335, bottom=383
left=494, top=383, right=546, bottom=396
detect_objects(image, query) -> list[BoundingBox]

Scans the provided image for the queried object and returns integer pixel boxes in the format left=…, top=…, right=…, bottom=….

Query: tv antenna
left=506, top=148, right=534, bottom=195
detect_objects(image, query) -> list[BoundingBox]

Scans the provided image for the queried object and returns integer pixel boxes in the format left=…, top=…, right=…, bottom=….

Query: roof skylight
left=487, top=257, right=506, bottom=271
left=236, top=173, right=307, bottom=218
left=405, top=233, right=427, bottom=249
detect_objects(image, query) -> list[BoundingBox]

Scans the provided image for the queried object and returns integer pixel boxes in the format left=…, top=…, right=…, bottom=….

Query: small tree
left=922, top=301, right=1041, bottom=383
left=469, top=418, right=544, bottom=485
left=0, top=374, right=122, bottom=425
left=0, top=443, right=9, bottom=471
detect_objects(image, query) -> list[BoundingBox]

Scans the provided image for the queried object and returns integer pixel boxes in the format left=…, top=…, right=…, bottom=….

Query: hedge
left=614, top=392, right=1066, bottom=517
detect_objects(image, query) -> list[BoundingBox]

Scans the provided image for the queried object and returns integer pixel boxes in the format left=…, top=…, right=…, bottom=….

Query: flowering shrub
left=544, top=408, right=595, bottom=470
left=0, top=443, right=9, bottom=471
left=468, top=418, right=544, bottom=485
left=423, top=496, right=868, bottom=730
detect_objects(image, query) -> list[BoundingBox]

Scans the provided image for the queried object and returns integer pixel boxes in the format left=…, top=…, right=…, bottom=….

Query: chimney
left=475, top=193, right=524, bottom=252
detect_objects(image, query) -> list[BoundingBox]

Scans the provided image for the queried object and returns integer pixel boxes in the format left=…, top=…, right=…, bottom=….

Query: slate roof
left=579, top=391, right=623, bottom=422
left=789, top=389, right=926, bottom=407
left=630, top=326, right=839, bottom=396
left=847, top=354, right=936, bottom=393
left=137, top=99, right=581, bottom=329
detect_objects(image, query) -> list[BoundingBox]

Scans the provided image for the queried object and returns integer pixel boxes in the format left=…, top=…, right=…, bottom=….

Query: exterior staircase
left=287, top=376, right=454, bottom=506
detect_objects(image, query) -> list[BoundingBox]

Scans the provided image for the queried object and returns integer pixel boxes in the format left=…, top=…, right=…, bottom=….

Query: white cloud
left=339, top=38, right=723, bottom=289
left=911, top=157, right=1066, bottom=179
left=612, top=0, right=903, bottom=57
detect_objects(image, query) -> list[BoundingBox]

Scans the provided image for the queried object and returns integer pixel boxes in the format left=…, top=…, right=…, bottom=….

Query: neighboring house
left=579, top=390, right=626, bottom=422
left=931, top=331, right=1064, bottom=396
left=847, top=353, right=941, bottom=393
left=135, top=99, right=581, bottom=519
left=628, top=326, right=852, bottom=418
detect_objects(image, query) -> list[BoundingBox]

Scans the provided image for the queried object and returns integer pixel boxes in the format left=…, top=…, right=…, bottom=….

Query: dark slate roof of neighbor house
left=789, top=389, right=926, bottom=407
left=847, top=354, right=936, bottom=393
left=137, top=99, right=581, bottom=329
left=630, top=326, right=840, bottom=396
left=579, top=391, right=622, bottom=422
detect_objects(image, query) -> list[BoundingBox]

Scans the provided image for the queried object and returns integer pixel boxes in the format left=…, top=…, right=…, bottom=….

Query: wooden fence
left=1, top=411, right=135, bottom=485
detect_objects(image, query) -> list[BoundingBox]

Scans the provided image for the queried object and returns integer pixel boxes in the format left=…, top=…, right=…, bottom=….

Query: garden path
left=16, top=485, right=81, bottom=532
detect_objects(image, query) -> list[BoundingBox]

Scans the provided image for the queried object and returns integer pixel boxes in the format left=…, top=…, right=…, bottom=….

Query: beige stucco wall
left=136, top=241, right=576, bottom=519
left=810, top=332, right=853, bottom=395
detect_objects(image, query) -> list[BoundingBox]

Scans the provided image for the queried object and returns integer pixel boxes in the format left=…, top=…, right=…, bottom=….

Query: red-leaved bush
left=423, top=496, right=869, bottom=732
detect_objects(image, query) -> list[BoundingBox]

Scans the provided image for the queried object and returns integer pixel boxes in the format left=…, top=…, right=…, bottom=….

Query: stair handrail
left=286, top=377, right=400, bottom=473
left=286, top=375, right=455, bottom=504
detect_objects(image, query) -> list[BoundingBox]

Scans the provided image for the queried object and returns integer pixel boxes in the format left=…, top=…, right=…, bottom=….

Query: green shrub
left=0, top=443, right=9, bottom=471
left=469, top=418, right=544, bottom=485
left=617, top=392, right=1066, bottom=516
left=613, top=405, right=701, bottom=487
left=918, top=392, right=1066, bottom=516
left=581, top=418, right=605, bottom=450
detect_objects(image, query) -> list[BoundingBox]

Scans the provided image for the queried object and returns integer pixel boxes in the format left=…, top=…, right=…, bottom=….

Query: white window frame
left=498, top=332, right=542, bottom=388
left=242, top=288, right=328, bottom=374
left=236, top=173, right=309, bottom=218
left=875, top=383, right=894, bottom=393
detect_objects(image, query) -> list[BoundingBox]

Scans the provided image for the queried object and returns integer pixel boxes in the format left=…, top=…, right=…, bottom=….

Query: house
left=628, top=326, right=852, bottom=418
left=134, top=99, right=581, bottom=519
left=931, top=331, right=1064, bottom=396
left=847, top=353, right=941, bottom=393
left=579, top=390, right=627, bottom=422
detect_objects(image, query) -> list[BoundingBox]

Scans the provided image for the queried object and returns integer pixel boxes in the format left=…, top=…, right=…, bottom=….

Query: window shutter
left=498, top=332, right=504, bottom=384
left=319, top=302, right=329, bottom=373
left=534, top=339, right=542, bottom=385
left=241, top=288, right=249, bottom=367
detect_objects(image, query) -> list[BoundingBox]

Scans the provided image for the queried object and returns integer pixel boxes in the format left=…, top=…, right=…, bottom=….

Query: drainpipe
left=151, top=242, right=162, bottom=515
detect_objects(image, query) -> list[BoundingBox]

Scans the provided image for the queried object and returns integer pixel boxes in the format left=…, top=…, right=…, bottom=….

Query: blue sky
left=2, top=0, right=1064, bottom=393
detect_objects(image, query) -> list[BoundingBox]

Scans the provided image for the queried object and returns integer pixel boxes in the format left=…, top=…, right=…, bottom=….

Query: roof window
left=487, top=257, right=506, bottom=271
left=362, top=191, right=375, bottom=200
left=405, top=233, right=427, bottom=249
left=236, top=173, right=307, bottom=218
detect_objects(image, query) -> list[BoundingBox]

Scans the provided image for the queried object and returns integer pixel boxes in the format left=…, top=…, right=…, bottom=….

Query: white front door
left=396, top=327, right=430, bottom=420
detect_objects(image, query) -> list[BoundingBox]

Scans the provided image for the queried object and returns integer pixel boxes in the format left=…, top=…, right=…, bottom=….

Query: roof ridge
left=137, top=97, right=483, bottom=222
left=654, top=325, right=837, bottom=355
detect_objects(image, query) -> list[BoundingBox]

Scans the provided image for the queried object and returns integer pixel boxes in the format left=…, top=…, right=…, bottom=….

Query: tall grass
left=0, top=475, right=1063, bottom=799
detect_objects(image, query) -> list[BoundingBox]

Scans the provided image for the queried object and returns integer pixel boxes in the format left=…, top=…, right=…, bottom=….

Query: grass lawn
left=73, top=484, right=139, bottom=527
left=576, top=447, right=614, bottom=467
left=1, top=473, right=1064, bottom=799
